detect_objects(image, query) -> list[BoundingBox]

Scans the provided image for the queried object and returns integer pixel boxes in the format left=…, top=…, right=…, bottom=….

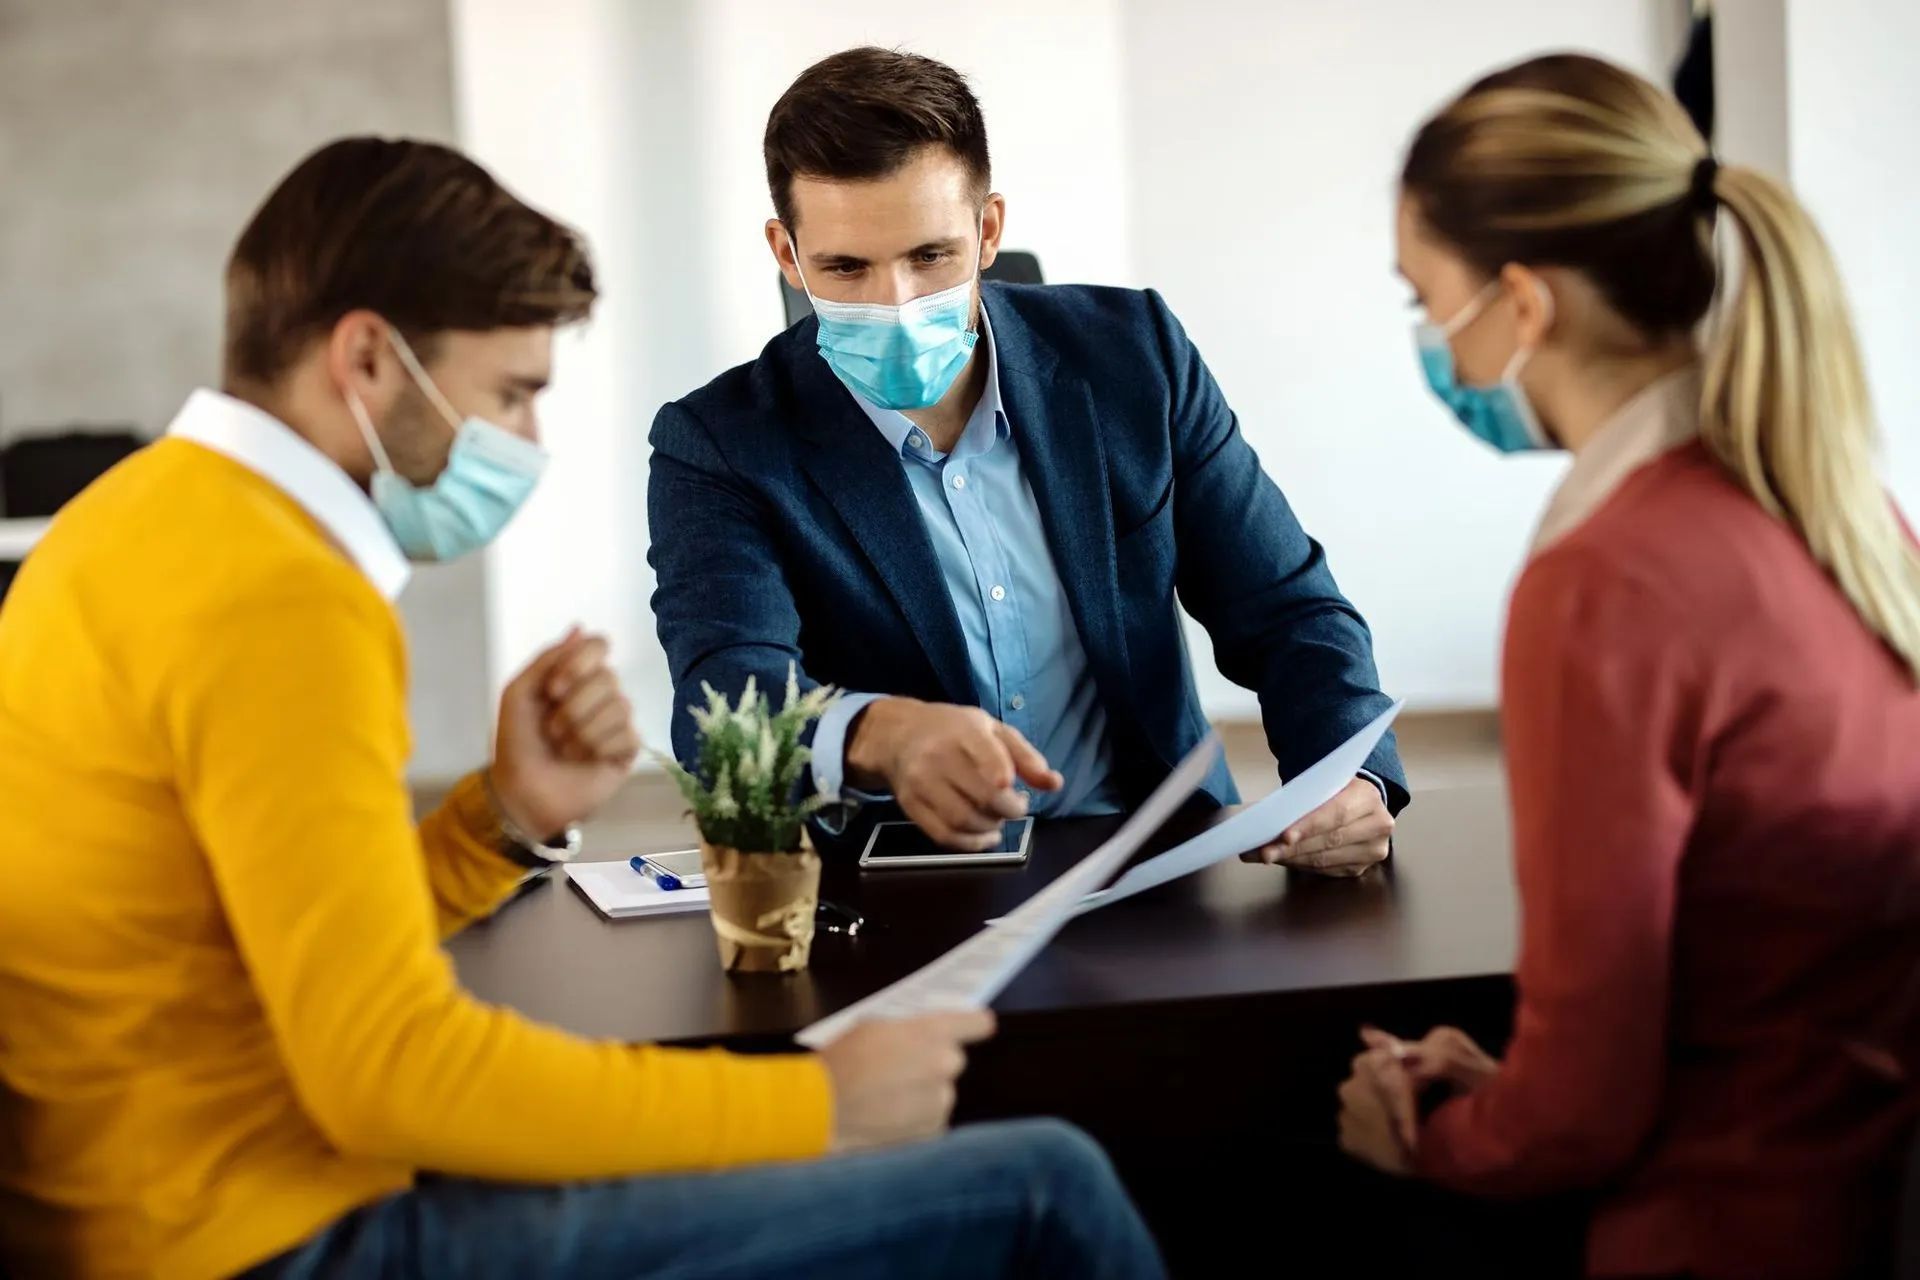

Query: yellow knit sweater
left=0, top=437, right=830, bottom=1280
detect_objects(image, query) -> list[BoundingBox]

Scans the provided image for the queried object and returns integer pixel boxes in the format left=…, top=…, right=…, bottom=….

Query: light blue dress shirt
left=812, top=304, right=1121, bottom=817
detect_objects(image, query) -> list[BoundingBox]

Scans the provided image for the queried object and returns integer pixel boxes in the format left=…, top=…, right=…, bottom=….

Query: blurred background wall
left=0, top=0, right=488, bottom=778
left=3, top=0, right=1911, bottom=780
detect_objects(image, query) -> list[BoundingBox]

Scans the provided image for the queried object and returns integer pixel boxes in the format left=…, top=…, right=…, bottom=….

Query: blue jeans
left=242, top=1119, right=1163, bottom=1279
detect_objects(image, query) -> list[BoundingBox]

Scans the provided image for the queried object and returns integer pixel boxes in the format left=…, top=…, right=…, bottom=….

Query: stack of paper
left=796, top=729, right=1226, bottom=1048
left=1072, top=700, right=1404, bottom=916
left=794, top=701, right=1404, bottom=1048
left=564, top=861, right=712, bottom=920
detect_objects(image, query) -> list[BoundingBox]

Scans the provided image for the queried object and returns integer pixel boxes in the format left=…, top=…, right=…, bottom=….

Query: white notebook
left=564, top=860, right=712, bottom=920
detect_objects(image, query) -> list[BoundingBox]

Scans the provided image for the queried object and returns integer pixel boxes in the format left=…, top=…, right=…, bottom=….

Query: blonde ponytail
left=1702, top=165, right=1920, bottom=681
left=1404, top=53, right=1920, bottom=682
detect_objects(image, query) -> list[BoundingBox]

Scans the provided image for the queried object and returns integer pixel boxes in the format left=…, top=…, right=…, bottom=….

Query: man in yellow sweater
left=0, top=138, right=1161, bottom=1280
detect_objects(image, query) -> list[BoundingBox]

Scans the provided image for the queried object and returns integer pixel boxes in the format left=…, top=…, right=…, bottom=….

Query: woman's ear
left=1500, top=261, right=1557, bottom=349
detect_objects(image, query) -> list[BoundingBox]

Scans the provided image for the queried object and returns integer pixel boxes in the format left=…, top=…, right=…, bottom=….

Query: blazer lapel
left=987, top=294, right=1135, bottom=713
left=788, top=338, right=977, bottom=707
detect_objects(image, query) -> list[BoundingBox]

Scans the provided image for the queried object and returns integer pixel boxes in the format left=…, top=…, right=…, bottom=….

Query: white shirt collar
left=1531, top=365, right=1703, bottom=555
left=167, top=389, right=410, bottom=599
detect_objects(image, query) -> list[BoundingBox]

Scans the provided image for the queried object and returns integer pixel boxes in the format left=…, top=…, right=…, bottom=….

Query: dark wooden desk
left=451, top=784, right=1531, bottom=1275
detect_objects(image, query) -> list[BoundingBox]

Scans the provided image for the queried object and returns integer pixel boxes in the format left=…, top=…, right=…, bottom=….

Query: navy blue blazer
left=648, top=282, right=1407, bottom=845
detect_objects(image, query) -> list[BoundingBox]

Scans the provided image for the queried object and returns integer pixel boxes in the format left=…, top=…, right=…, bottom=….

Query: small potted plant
left=660, top=667, right=838, bottom=974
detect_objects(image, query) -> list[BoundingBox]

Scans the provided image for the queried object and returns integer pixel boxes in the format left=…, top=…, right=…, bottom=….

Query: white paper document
left=564, top=861, right=712, bottom=920
left=1069, top=700, right=1404, bottom=918
left=794, top=731, right=1225, bottom=1049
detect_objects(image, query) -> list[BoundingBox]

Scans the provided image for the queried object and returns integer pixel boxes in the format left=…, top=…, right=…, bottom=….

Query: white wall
left=1785, top=0, right=1920, bottom=514
left=449, top=0, right=659, bottom=750
left=1714, top=0, right=1790, bottom=180
left=1119, top=0, right=1685, bottom=714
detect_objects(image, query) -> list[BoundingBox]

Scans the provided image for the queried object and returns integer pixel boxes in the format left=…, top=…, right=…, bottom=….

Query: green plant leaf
left=674, top=663, right=840, bottom=852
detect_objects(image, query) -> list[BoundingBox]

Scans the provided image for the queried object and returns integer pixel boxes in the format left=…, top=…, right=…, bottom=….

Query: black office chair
left=0, top=427, right=144, bottom=606
left=778, top=250, right=1046, bottom=329
left=0, top=428, right=143, bottom=517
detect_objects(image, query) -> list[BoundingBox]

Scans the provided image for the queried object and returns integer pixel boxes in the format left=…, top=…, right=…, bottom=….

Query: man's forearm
left=416, top=771, right=536, bottom=936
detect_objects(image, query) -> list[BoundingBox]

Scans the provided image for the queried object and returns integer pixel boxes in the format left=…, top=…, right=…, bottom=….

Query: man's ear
left=978, top=193, right=1007, bottom=274
left=767, top=219, right=803, bottom=292
left=326, top=309, right=400, bottom=411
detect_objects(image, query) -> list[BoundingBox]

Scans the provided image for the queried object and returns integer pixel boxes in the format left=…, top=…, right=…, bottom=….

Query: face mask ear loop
left=1438, top=278, right=1502, bottom=340
left=783, top=225, right=820, bottom=306
left=385, top=327, right=467, bottom=433
left=343, top=387, right=398, bottom=476
left=968, top=210, right=988, bottom=337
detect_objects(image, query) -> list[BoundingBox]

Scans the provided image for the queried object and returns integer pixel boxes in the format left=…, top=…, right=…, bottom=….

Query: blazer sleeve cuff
left=811, top=691, right=892, bottom=805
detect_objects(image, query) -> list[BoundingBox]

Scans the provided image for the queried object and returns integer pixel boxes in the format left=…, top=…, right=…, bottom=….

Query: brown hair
left=223, top=137, right=596, bottom=387
left=763, top=47, right=991, bottom=229
left=1403, top=53, right=1920, bottom=681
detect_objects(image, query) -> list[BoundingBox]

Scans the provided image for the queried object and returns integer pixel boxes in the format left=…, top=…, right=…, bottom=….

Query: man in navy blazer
left=649, top=47, right=1406, bottom=870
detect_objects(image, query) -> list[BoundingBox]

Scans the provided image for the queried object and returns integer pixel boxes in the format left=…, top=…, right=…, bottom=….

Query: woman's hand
left=1367, top=1024, right=1500, bottom=1093
left=1337, top=1025, right=1502, bottom=1175
left=1338, top=1045, right=1419, bottom=1175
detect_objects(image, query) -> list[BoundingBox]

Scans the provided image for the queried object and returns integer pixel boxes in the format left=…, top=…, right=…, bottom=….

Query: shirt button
left=990, top=584, right=1007, bottom=602
left=952, top=473, right=967, bottom=490
left=1010, top=693, right=1026, bottom=711
left=908, top=432, right=925, bottom=449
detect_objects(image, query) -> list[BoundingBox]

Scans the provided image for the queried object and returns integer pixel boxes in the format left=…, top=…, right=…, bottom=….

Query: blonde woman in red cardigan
left=1339, top=53, right=1920, bottom=1280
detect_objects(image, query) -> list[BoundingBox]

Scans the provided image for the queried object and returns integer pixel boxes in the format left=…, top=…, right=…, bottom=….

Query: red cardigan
left=1417, top=443, right=1920, bottom=1279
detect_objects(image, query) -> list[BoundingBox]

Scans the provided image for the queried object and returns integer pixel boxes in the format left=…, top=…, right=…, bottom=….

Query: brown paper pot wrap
left=699, top=840, right=821, bottom=973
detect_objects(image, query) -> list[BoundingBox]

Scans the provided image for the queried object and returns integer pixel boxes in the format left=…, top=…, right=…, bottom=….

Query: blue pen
left=629, top=855, right=683, bottom=891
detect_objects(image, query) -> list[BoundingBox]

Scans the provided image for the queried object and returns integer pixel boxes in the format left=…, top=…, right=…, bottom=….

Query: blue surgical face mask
left=1415, top=279, right=1554, bottom=453
left=788, top=221, right=983, bottom=411
left=344, top=330, right=548, bottom=562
